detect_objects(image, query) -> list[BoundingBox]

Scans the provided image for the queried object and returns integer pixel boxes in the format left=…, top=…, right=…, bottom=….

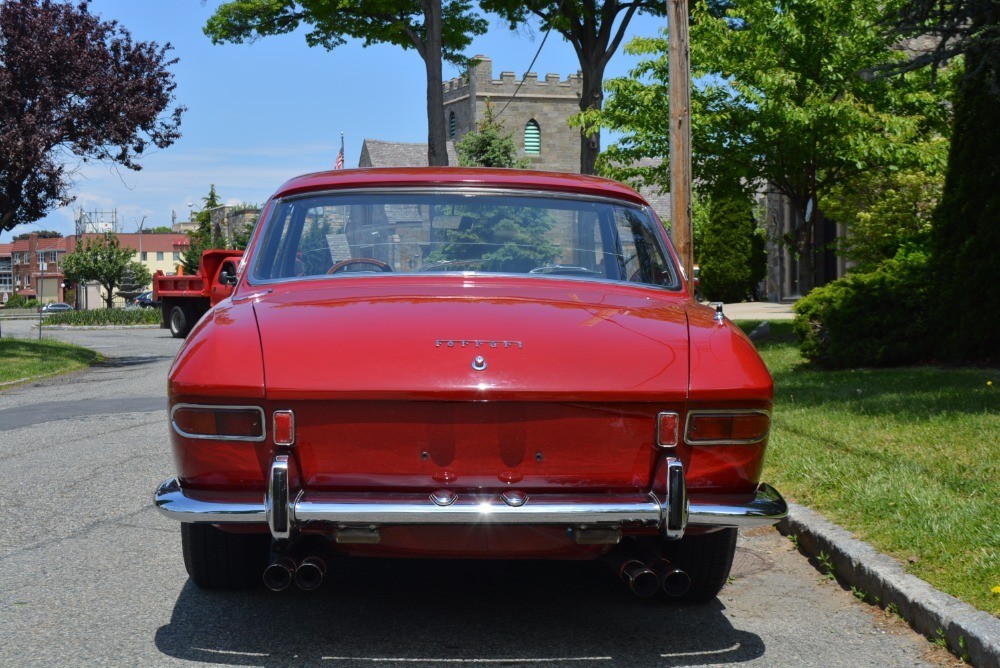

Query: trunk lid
left=253, top=276, right=690, bottom=492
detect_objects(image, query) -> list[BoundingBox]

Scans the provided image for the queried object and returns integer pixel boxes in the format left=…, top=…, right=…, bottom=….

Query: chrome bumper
left=154, top=461, right=787, bottom=541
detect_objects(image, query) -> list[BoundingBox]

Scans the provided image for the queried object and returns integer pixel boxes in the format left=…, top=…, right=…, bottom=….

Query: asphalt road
left=0, top=324, right=952, bottom=667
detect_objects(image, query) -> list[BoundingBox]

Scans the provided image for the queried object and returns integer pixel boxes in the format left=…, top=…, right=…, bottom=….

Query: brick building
left=9, top=233, right=69, bottom=303
left=0, top=243, right=13, bottom=299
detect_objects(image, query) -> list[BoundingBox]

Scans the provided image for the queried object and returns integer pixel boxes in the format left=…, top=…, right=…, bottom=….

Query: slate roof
left=360, top=139, right=459, bottom=168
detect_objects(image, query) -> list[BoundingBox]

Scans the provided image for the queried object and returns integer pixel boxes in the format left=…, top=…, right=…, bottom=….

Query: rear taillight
left=171, top=404, right=265, bottom=441
left=273, top=410, right=295, bottom=446
left=685, top=410, right=770, bottom=445
left=656, top=412, right=680, bottom=448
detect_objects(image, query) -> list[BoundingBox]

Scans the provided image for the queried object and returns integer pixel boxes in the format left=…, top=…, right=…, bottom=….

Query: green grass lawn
left=0, top=337, right=103, bottom=385
left=741, top=321, right=999, bottom=616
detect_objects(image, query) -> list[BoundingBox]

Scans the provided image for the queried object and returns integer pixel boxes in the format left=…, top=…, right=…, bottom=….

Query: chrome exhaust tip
left=646, top=557, right=691, bottom=597
left=294, top=556, right=326, bottom=591
left=661, top=568, right=691, bottom=597
left=620, top=559, right=660, bottom=598
left=262, top=556, right=296, bottom=592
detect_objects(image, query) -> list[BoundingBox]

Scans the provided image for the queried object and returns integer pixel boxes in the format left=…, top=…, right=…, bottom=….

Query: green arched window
left=524, top=120, right=541, bottom=155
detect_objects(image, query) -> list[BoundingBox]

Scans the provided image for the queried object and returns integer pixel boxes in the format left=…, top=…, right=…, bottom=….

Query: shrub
left=793, top=249, right=933, bottom=368
left=5, top=293, right=38, bottom=309
left=46, top=308, right=160, bottom=326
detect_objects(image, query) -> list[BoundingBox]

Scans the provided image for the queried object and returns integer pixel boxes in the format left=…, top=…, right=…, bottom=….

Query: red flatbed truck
left=153, top=249, right=243, bottom=338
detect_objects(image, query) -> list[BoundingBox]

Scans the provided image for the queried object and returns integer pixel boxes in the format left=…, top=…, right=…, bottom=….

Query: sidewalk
left=717, top=301, right=796, bottom=320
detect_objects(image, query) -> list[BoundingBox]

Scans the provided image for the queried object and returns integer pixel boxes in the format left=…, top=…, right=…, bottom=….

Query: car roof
left=271, top=167, right=649, bottom=207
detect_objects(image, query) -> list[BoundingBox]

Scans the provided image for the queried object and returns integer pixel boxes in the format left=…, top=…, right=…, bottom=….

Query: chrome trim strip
left=170, top=403, right=266, bottom=442
left=248, top=186, right=683, bottom=293
left=684, top=409, right=772, bottom=446
left=154, top=478, right=787, bottom=530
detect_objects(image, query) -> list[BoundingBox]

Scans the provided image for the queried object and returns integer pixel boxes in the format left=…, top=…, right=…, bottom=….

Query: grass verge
left=740, top=320, right=999, bottom=616
left=0, top=337, right=103, bottom=384
left=45, top=308, right=160, bottom=326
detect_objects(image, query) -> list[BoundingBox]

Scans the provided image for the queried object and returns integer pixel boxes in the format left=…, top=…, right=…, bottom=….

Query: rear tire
left=656, top=528, right=738, bottom=604
left=169, top=305, right=189, bottom=338
left=181, top=524, right=270, bottom=589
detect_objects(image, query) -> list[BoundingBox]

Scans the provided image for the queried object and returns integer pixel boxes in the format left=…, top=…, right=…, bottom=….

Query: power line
left=494, top=26, right=553, bottom=119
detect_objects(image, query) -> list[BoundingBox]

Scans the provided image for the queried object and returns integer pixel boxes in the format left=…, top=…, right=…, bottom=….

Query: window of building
left=449, top=111, right=457, bottom=139
left=156, top=251, right=164, bottom=261
left=141, top=252, right=148, bottom=261
left=173, top=252, right=180, bottom=261
left=524, top=120, right=541, bottom=155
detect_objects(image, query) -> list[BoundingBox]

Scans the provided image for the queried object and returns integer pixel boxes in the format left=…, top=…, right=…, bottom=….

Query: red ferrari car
left=155, top=168, right=786, bottom=602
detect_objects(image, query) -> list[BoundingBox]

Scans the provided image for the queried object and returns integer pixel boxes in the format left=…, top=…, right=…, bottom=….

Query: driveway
left=0, top=326, right=951, bottom=667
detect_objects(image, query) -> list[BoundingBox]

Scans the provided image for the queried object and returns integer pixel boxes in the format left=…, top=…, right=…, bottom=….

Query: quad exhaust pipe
left=605, top=543, right=691, bottom=598
left=263, top=554, right=327, bottom=592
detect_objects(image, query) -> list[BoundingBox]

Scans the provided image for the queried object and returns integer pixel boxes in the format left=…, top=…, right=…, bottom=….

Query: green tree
left=482, top=0, right=667, bottom=175
left=181, top=185, right=225, bottom=274
left=822, top=154, right=946, bottom=272
left=61, top=233, right=151, bottom=309
left=205, top=1, right=488, bottom=167
left=698, top=189, right=764, bottom=303
left=144, top=225, right=174, bottom=234
left=589, top=0, right=950, bottom=292
left=427, top=205, right=559, bottom=271
left=891, top=0, right=1000, bottom=362
left=299, top=214, right=332, bottom=275
left=456, top=100, right=529, bottom=168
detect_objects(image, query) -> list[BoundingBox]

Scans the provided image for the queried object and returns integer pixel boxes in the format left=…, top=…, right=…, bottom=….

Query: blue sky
left=4, top=1, right=667, bottom=242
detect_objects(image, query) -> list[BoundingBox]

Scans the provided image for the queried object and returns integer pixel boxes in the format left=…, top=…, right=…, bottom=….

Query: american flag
left=335, top=133, right=344, bottom=170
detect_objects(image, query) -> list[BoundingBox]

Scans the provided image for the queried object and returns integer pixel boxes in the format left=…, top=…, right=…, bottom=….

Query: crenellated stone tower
left=443, top=56, right=583, bottom=173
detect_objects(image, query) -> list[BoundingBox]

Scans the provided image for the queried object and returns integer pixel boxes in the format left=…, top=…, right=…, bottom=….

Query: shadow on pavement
left=155, top=557, right=765, bottom=667
left=94, top=355, right=172, bottom=369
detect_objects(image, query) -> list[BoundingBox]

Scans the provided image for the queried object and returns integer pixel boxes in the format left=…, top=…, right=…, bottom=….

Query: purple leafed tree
left=0, top=0, right=185, bottom=232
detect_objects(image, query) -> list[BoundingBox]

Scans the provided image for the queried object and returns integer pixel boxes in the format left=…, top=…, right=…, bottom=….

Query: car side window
left=614, top=208, right=676, bottom=287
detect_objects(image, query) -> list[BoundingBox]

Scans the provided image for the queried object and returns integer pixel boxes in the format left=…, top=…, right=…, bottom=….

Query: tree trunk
left=578, top=62, right=606, bottom=175
left=422, top=0, right=449, bottom=166
left=795, top=203, right=816, bottom=294
left=104, top=283, right=115, bottom=309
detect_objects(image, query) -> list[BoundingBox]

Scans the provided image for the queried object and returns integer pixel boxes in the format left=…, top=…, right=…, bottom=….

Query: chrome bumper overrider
left=154, top=460, right=788, bottom=541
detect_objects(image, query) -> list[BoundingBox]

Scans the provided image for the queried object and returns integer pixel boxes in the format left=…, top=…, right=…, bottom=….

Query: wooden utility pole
left=668, top=0, right=694, bottom=293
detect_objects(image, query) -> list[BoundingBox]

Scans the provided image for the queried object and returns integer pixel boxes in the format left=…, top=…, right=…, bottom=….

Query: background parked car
left=130, top=291, right=160, bottom=308
left=40, top=302, right=73, bottom=313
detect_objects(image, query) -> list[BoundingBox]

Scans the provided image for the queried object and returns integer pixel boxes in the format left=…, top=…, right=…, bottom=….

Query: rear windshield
left=250, top=189, right=681, bottom=289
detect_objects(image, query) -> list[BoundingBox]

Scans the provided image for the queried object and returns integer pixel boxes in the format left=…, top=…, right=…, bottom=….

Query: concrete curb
left=777, top=503, right=1000, bottom=667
